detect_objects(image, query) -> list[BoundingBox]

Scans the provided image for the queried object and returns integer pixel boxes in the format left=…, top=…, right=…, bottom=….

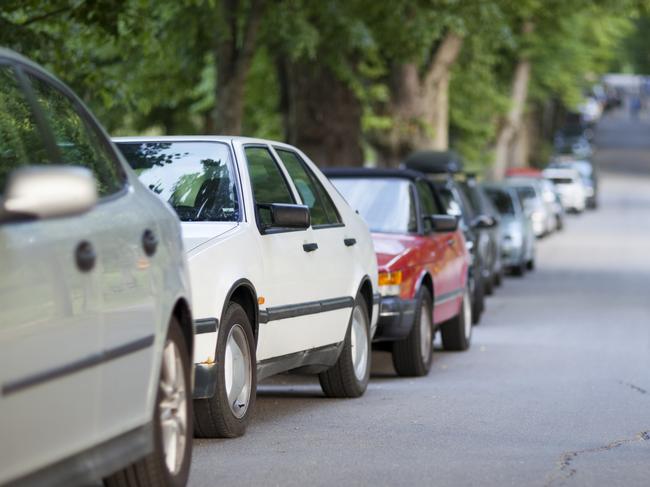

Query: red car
left=326, top=168, right=473, bottom=377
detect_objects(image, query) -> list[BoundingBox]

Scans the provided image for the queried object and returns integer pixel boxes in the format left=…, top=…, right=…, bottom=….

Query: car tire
left=484, top=274, right=494, bottom=296
left=471, top=273, right=484, bottom=325
left=104, top=317, right=192, bottom=487
left=512, top=260, right=526, bottom=277
left=441, top=287, right=472, bottom=351
left=526, top=258, right=535, bottom=271
left=391, top=290, right=433, bottom=377
left=194, top=302, right=256, bottom=438
left=319, top=294, right=371, bottom=398
left=494, top=269, right=503, bottom=287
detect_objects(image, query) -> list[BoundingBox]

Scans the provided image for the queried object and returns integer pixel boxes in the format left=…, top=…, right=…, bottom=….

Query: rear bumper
left=374, top=296, right=416, bottom=342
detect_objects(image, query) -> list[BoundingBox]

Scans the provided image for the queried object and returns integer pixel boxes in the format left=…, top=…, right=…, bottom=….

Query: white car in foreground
left=543, top=168, right=587, bottom=213
left=116, top=136, right=380, bottom=438
left=0, top=50, right=194, bottom=487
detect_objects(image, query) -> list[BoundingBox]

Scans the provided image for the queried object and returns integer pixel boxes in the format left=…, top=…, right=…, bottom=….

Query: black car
left=403, top=150, right=492, bottom=324
left=456, top=174, right=503, bottom=294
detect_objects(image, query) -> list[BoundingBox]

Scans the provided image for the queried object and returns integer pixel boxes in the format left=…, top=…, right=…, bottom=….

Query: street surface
left=189, top=110, right=650, bottom=486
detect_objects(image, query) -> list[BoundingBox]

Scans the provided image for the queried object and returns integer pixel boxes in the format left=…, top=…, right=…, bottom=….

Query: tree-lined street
left=188, top=110, right=650, bottom=486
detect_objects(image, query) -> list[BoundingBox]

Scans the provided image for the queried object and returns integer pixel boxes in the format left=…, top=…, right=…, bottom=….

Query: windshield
left=513, top=185, right=540, bottom=206
left=485, top=188, right=514, bottom=216
left=117, top=141, right=239, bottom=222
left=331, top=177, right=417, bottom=233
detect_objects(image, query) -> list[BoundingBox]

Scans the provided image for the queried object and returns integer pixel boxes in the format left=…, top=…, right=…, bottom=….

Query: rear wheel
left=105, top=318, right=192, bottom=487
left=471, top=272, right=484, bottom=325
left=194, top=302, right=256, bottom=438
left=526, top=258, right=535, bottom=271
left=320, top=295, right=371, bottom=398
left=512, top=261, right=526, bottom=277
left=392, top=291, right=433, bottom=377
left=441, top=288, right=472, bottom=351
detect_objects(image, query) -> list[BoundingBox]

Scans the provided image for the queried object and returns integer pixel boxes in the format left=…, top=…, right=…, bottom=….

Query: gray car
left=482, top=183, right=536, bottom=276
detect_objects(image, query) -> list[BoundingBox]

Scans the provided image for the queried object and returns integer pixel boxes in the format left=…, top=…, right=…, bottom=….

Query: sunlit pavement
left=188, top=111, right=650, bottom=486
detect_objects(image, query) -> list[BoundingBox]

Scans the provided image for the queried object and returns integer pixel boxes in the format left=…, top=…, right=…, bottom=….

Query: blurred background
left=1, top=0, right=649, bottom=175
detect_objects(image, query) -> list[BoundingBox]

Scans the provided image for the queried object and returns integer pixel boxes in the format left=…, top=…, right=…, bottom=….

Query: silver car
left=506, top=177, right=556, bottom=238
left=483, top=183, right=536, bottom=275
left=0, top=49, right=194, bottom=487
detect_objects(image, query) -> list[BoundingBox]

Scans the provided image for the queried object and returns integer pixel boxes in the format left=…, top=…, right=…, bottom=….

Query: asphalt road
left=188, top=110, right=650, bottom=487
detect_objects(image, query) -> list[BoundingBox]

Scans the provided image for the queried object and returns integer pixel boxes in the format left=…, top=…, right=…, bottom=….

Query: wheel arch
left=355, top=275, right=374, bottom=323
left=172, top=297, right=194, bottom=358
left=222, top=279, right=259, bottom=343
left=416, top=270, right=435, bottom=303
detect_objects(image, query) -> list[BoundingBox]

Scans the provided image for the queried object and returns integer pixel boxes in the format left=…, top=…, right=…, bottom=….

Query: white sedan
left=0, top=50, right=194, bottom=487
left=116, top=136, right=380, bottom=438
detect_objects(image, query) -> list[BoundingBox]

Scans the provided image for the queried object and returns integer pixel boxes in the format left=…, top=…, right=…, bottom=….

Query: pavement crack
left=544, top=431, right=650, bottom=486
left=618, top=380, right=648, bottom=395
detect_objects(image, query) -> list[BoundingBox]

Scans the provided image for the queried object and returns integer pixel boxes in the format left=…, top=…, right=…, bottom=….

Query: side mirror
left=268, top=203, right=310, bottom=229
left=471, top=214, right=495, bottom=229
left=0, top=166, right=97, bottom=222
left=428, top=214, right=459, bottom=232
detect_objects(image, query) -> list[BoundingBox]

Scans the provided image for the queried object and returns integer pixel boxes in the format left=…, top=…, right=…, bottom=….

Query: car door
left=241, top=144, right=321, bottom=361
left=0, top=62, right=102, bottom=483
left=24, top=70, right=159, bottom=439
left=416, top=180, right=461, bottom=322
left=272, top=147, right=354, bottom=345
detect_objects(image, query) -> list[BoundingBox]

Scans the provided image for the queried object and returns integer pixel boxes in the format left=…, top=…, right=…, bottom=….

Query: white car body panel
left=543, top=168, right=587, bottom=212
left=114, top=136, right=379, bottom=377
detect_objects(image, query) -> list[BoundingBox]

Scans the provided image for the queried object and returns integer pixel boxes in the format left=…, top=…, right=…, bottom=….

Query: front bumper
left=374, top=296, right=416, bottom=342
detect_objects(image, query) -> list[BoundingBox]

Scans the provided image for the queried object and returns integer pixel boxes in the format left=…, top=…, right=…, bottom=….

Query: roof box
left=402, top=150, right=463, bottom=174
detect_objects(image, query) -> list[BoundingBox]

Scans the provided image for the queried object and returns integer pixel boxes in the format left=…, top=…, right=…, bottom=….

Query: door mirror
left=471, top=214, right=495, bottom=229
left=268, top=203, right=310, bottom=229
left=427, top=214, right=459, bottom=232
left=0, top=166, right=97, bottom=222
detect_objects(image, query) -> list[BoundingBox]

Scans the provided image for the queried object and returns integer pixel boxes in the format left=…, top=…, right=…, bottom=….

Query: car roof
left=112, top=135, right=301, bottom=149
left=322, top=167, right=427, bottom=182
left=543, top=168, right=580, bottom=177
left=402, top=150, right=464, bottom=174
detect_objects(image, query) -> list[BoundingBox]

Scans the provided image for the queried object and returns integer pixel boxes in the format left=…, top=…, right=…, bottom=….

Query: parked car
left=542, top=168, right=587, bottom=213
left=539, top=177, right=565, bottom=231
left=482, top=183, right=536, bottom=276
left=456, top=175, right=503, bottom=295
left=505, top=177, right=556, bottom=237
left=326, top=168, right=472, bottom=377
left=549, top=158, right=599, bottom=209
left=115, top=136, right=380, bottom=438
left=402, top=150, right=487, bottom=324
left=0, top=49, right=194, bottom=487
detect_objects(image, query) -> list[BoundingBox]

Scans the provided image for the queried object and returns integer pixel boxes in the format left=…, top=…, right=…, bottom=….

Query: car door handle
left=344, top=238, right=357, bottom=247
left=303, top=243, right=319, bottom=252
left=142, top=229, right=158, bottom=257
left=75, top=241, right=96, bottom=272
left=447, top=238, right=456, bottom=247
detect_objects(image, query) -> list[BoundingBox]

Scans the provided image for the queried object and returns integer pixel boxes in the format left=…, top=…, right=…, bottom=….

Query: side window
left=416, top=180, right=437, bottom=232
left=275, top=149, right=342, bottom=227
left=0, top=65, right=51, bottom=193
left=244, top=146, right=295, bottom=228
left=26, top=73, right=126, bottom=197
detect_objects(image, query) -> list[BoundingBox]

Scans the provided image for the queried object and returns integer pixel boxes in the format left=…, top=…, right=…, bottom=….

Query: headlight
left=378, top=270, right=403, bottom=297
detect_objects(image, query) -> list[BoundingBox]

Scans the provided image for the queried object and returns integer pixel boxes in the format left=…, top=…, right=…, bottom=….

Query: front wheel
left=441, top=288, right=472, bottom=351
left=105, top=318, right=193, bottom=487
left=194, top=302, right=256, bottom=438
left=320, top=295, right=371, bottom=398
left=391, top=291, right=433, bottom=377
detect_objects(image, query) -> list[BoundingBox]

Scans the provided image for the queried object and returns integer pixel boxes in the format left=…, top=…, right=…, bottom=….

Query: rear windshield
left=117, top=141, right=239, bottom=222
left=514, top=185, right=537, bottom=203
left=485, top=188, right=514, bottom=215
left=550, top=177, right=573, bottom=185
left=331, top=177, right=417, bottom=234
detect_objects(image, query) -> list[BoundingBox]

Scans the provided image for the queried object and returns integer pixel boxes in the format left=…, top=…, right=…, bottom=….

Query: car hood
left=181, top=222, right=239, bottom=252
left=372, top=232, right=417, bottom=271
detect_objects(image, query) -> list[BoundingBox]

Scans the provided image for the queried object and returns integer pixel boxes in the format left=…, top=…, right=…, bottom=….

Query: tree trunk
left=279, top=60, right=364, bottom=167
left=492, top=22, right=534, bottom=179
left=370, top=33, right=463, bottom=167
left=211, top=0, right=265, bottom=134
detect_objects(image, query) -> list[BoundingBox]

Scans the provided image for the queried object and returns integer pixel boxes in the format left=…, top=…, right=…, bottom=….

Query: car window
left=416, top=180, right=438, bottom=232
left=244, top=146, right=295, bottom=228
left=0, top=65, right=51, bottom=194
left=117, top=141, right=239, bottom=222
left=331, top=177, right=417, bottom=234
left=26, top=73, right=125, bottom=197
left=275, top=148, right=342, bottom=227
left=485, top=188, right=514, bottom=216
